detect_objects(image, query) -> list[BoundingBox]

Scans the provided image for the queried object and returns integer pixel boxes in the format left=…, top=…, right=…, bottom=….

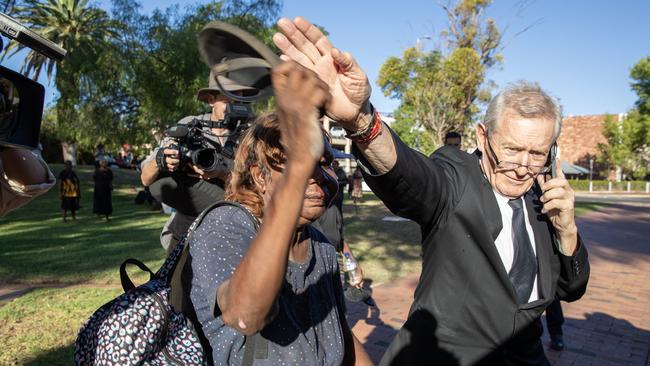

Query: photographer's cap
left=196, top=71, right=255, bottom=103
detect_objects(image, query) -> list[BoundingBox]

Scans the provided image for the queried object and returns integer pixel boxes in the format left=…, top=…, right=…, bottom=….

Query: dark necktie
left=508, top=198, right=537, bottom=304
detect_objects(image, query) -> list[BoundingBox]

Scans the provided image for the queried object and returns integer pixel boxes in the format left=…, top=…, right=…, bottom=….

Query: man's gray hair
left=484, top=81, right=563, bottom=141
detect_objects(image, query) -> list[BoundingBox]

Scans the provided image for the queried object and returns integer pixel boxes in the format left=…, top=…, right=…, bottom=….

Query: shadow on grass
left=24, top=345, right=72, bottom=366
left=0, top=181, right=169, bottom=285
left=342, top=198, right=422, bottom=282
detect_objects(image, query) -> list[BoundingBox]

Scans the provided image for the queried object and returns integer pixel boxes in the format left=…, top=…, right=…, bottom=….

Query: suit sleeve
left=555, top=235, right=590, bottom=302
left=352, top=126, right=464, bottom=228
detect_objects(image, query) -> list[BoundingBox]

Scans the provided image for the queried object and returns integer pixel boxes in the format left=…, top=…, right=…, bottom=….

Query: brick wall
left=557, top=114, right=618, bottom=176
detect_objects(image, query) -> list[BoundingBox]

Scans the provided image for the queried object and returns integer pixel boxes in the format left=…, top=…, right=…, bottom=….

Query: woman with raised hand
left=182, top=61, right=372, bottom=366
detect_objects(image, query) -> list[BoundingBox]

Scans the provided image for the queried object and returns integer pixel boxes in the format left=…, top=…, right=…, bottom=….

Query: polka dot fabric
left=183, top=205, right=348, bottom=365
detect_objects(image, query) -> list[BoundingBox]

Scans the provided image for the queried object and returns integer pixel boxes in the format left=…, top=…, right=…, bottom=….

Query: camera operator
left=140, top=71, right=255, bottom=252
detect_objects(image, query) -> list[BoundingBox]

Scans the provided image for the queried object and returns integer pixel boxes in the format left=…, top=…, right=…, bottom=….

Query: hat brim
left=198, top=21, right=280, bottom=102
left=196, top=84, right=256, bottom=103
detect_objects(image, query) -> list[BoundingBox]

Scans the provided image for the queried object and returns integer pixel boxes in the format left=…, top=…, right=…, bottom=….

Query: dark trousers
left=545, top=299, right=564, bottom=336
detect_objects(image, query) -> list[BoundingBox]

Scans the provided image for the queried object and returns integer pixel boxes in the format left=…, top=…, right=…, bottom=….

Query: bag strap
left=168, top=200, right=266, bottom=364
left=157, top=201, right=258, bottom=282
left=120, top=258, right=155, bottom=292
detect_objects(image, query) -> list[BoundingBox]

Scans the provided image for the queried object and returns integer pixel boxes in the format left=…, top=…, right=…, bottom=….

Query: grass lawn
left=0, top=165, right=169, bottom=285
left=0, top=287, right=121, bottom=366
left=0, top=172, right=606, bottom=365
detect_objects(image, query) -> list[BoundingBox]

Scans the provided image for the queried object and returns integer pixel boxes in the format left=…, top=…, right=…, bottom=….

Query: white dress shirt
left=492, top=190, right=540, bottom=303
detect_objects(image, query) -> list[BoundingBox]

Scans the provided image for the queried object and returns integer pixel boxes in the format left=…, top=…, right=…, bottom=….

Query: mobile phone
left=546, top=143, right=558, bottom=179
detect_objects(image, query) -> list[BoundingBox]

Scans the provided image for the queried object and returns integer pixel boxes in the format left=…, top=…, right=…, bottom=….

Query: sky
left=3, top=0, right=649, bottom=116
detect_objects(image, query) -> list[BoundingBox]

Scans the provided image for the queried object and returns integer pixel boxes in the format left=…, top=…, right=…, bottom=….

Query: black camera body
left=0, top=12, right=66, bottom=149
left=164, top=102, right=255, bottom=174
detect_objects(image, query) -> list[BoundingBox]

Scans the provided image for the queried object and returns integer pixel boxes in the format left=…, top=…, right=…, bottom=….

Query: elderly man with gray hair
left=273, top=17, right=589, bottom=366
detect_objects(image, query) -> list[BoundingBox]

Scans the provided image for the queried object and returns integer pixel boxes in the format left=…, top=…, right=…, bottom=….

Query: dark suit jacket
left=355, top=130, right=589, bottom=366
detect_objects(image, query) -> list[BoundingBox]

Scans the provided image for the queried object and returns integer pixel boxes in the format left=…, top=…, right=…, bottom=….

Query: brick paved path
left=346, top=204, right=650, bottom=365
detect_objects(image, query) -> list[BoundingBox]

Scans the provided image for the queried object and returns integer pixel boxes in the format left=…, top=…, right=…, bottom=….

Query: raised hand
left=271, top=61, right=331, bottom=170
left=537, top=159, right=578, bottom=254
left=273, top=17, right=371, bottom=130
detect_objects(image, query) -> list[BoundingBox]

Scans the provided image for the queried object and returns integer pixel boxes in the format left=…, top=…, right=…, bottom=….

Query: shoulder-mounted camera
left=0, top=12, right=66, bottom=149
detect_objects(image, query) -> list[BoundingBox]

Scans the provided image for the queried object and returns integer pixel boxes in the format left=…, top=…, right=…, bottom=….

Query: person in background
left=444, top=131, right=462, bottom=148
left=351, top=166, right=363, bottom=204
left=93, top=159, right=113, bottom=221
left=331, top=160, right=348, bottom=211
left=94, top=144, right=106, bottom=168
left=545, top=299, right=565, bottom=351
left=429, top=131, right=462, bottom=160
left=140, top=72, right=256, bottom=254
left=59, top=160, right=80, bottom=223
left=313, top=160, right=371, bottom=304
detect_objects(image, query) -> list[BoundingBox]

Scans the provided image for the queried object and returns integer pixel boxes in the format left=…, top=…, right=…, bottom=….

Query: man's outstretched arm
left=273, top=17, right=397, bottom=174
left=273, top=17, right=464, bottom=227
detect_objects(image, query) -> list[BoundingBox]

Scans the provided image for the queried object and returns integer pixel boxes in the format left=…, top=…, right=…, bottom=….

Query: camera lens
left=192, top=148, right=218, bottom=171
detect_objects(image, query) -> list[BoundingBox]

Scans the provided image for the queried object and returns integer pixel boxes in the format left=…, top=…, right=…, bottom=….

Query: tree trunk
left=61, top=142, right=77, bottom=165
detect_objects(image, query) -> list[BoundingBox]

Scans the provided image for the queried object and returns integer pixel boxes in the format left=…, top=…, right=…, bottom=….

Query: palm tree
left=1, top=0, right=118, bottom=163
left=2, top=0, right=117, bottom=81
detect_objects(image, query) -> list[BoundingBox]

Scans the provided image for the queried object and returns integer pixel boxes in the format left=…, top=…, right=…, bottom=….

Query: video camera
left=164, top=102, right=255, bottom=173
left=0, top=12, right=66, bottom=149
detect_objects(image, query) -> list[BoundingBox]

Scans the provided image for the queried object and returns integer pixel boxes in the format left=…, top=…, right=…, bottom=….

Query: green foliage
left=630, top=55, right=650, bottom=114
left=2, top=0, right=119, bottom=81
left=389, top=104, right=437, bottom=155
left=598, top=112, right=650, bottom=179
left=377, top=0, right=501, bottom=149
left=6, top=0, right=282, bottom=159
left=598, top=56, right=650, bottom=180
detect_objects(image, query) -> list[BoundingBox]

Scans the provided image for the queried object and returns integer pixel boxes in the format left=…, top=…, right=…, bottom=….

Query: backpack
left=74, top=201, right=263, bottom=366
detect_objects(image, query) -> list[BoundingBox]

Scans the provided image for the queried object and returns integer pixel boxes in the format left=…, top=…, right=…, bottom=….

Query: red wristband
left=349, top=112, right=382, bottom=145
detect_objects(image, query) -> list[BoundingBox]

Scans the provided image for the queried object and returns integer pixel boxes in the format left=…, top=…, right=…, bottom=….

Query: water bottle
left=343, top=252, right=362, bottom=286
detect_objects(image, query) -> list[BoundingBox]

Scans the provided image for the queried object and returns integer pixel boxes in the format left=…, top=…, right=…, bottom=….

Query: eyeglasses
left=485, top=135, right=551, bottom=175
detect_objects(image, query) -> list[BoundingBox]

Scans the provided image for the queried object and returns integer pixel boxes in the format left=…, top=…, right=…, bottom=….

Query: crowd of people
left=1, top=14, right=589, bottom=366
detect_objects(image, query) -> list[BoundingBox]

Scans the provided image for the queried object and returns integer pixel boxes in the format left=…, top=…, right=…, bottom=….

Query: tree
left=22, top=0, right=282, bottom=161
left=111, top=0, right=282, bottom=144
left=630, top=56, right=650, bottom=115
left=377, top=0, right=500, bottom=151
left=598, top=55, right=650, bottom=180
left=2, top=0, right=119, bottom=162
left=2, top=0, right=118, bottom=81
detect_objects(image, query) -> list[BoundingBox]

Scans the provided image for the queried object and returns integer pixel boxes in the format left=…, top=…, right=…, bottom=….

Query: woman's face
left=261, top=141, right=338, bottom=227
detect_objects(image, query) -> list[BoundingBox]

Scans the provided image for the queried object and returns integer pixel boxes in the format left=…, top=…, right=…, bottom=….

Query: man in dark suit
left=274, top=17, right=589, bottom=366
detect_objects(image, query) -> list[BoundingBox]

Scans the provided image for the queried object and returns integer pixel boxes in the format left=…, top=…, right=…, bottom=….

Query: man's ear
left=250, top=165, right=266, bottom=193
left=475, top=123, right=487, bottom=153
